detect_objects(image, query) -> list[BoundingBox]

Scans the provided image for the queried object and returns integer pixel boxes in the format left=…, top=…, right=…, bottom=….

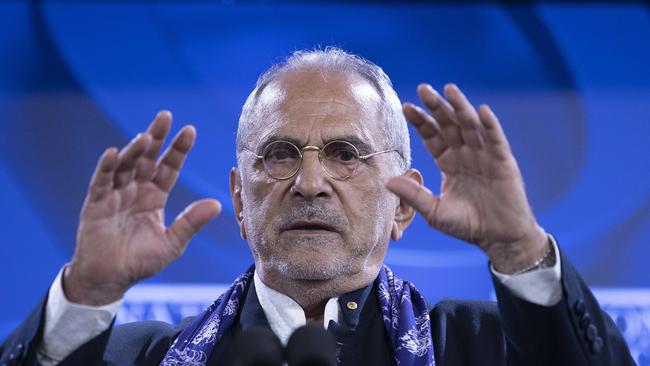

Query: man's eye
left=265, top=145, right=298, bottom=162
left=327, top=148, right=357, bottom=163
left=269, top=150, right=290, bottom=160
left=335, top=150, right=356, bottom=161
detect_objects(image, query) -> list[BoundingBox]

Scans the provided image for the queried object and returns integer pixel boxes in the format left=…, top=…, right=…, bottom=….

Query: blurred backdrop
left=1, top=1, right=649, bottom=363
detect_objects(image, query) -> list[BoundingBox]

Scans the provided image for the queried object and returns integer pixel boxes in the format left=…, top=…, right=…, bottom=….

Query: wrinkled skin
left=231, top=69, right=548, bottom=314
left=66, top=67, right=547, bottom=316
left=230, top=70, right=418, bottom=310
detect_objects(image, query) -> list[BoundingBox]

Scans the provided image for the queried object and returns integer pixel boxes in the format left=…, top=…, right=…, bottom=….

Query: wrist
left=488, top=226, right=550, bottom=274
left=63, top=264, right=127, bottom=306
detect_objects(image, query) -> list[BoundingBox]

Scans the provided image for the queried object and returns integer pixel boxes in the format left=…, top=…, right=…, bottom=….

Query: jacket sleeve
left=0, top=291, right=190, bottom=366
left=0, top=294, right=48, bottom=366
left=0, top=291, right=116, bottom=366
left=491, top=246, right=635, bottom=365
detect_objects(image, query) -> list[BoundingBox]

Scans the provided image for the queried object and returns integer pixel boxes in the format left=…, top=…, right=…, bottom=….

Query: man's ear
left=229, top=167, right=247, bottom=240
left=391, top=168, right=424, bottom=241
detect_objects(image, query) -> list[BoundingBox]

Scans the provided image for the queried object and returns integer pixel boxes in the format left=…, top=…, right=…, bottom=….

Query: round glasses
left=245, top=140, right=399, bottom=180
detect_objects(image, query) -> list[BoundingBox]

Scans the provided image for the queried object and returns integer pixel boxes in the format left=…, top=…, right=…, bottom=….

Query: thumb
left=167, top=199, right=222, bottom=253
left=386, top=176, right=441, bottom=227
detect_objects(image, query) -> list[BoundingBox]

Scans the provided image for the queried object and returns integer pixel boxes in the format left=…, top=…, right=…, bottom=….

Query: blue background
left=1, top=1, right=649, bottom=360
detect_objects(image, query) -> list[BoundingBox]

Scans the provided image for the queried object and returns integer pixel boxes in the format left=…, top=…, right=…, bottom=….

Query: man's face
left=236, top=69, right=399, bottom=283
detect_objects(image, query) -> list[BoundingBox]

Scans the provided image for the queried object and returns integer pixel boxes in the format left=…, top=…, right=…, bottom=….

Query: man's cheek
left=245, top=181, right=281, bottom=213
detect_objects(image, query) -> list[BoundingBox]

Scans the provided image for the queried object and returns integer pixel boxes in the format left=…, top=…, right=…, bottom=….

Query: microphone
left=286, top=325, right=337, bottom=366
left=233, top=327, right=284, bottom=366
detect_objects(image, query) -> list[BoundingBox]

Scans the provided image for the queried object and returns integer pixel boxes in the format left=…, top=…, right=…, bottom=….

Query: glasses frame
left=244, top=140, right=400, bottom=181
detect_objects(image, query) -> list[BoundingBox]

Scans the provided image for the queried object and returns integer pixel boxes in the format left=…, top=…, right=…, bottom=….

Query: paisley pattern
left=160, top=265, right=435, bottom=365
left=160, top=269, right=253, bottom=366
left=377, top=266, right=436, bottom=366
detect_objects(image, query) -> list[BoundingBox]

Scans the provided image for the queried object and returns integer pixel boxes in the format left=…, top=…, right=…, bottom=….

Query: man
left=0, top=48, right=634, bottom=365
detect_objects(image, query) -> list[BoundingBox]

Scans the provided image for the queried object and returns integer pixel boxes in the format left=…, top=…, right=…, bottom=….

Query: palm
left=387, top=84, right=540, bottom=253
left=69, top=112, right=221, bottom=301
left=435, top=152, right=532, bottom=248
left=78, top=183, right=170, bottom=285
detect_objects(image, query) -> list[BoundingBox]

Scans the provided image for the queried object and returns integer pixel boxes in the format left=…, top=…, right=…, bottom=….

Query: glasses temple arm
left=358, top=149, right=401, bottom=160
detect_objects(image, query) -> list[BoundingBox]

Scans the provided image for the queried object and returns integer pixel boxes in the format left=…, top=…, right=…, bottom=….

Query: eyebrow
left=256, top=135, right=304, bottom=154
left=256, top=134, right=375, bottom=155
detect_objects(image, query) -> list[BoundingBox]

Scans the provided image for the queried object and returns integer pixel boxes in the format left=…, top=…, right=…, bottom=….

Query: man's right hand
left=63, top=111, right=221, bottom=306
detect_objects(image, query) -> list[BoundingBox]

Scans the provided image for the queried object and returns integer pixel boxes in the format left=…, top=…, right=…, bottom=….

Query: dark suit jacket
left=0, top=249, right=635, bottom=365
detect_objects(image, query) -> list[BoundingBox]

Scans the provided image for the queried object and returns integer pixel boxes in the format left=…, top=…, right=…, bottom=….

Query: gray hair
left=236, top=47, right=411, bottom=174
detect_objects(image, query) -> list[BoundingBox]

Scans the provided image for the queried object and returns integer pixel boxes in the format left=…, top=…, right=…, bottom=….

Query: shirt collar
left=337, top=282, right=373, bottom=330
left=252, top=271, right=374, bottom=344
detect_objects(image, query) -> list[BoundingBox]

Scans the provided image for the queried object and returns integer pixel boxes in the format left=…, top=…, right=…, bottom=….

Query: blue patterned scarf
left=160, top=265, right=435, bottom=366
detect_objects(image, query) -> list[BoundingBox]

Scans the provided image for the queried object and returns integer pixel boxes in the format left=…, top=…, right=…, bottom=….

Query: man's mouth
left=283, top=220, right=338, bottom=233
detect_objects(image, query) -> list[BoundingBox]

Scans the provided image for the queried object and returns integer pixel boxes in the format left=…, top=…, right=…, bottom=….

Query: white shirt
left=253, top=272, right=340, bottom=345
left=36, top=239, right=562, bottom=365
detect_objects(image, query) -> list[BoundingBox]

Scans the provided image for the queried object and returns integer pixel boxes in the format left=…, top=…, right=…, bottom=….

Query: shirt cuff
left=491, top=236, right=563, bottom=306
left=37, top=265, right=123, bottom=365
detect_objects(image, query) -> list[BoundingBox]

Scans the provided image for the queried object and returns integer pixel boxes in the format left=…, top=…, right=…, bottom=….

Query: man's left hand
left=386, top=83, right=548, bottom=274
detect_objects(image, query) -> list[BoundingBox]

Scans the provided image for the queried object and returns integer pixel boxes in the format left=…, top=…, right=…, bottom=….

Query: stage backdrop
left=1, top=1, right=649, bottom=363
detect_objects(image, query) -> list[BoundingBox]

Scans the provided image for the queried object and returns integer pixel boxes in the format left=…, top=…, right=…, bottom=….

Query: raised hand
left=386, top=84, right=548, bottom=273
left=64, top=111, right=221, bottom=305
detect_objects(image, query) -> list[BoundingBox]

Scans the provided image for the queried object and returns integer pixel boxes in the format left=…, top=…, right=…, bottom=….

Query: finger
left=417, top=84, right=464, bottom=147
left=403, top=102, right=448, bottom=158
left=444, top=84, right=485, bottom=149
left=114, top=133, right=152, bottom=188
left=166, top=199, right=222, bottom=254
left=135, top=110, right=173, bottom=181
left=386, top=175, right=441, bottom=228
left=87, top=147, right=119, bottom=202
left=152, top=125, right=196, bottom=192
left=478, top=104, right=512, bottom=160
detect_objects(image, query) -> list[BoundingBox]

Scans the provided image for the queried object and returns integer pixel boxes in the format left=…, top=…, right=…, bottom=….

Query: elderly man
left=0, top=48, right=634, bottom=365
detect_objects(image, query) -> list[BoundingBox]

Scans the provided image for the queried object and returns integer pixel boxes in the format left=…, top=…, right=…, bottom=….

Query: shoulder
left=429, top=300, right=507, bottom=365
left=430, top=299, right=502, bottom=336
left=431, top=299, right=499, bottom=318
left=104, top=317, right=195, bottom=364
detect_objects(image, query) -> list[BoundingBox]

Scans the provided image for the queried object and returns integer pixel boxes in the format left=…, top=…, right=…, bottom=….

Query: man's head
left=230, top=48, right=421, bottom=294
left=236, top=48, right=411, bottom=174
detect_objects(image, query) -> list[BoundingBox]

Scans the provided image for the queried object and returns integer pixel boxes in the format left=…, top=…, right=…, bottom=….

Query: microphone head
left=233, top=326, right=284, bottom=366
left=286, top=325, right=337, bottom=366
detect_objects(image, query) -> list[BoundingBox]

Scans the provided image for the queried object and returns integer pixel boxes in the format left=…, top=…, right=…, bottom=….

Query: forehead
left=252, top=68, right=384, bottom=149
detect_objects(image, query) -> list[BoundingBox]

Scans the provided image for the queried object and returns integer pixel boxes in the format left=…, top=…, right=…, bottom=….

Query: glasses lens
left=263, top=141, right=301, bottom=179
left=322, top=141, right=360, bottom=179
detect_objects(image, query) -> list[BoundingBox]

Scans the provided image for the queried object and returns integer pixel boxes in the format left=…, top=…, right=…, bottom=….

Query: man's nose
left=291, top=151, right=332, bottom=201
